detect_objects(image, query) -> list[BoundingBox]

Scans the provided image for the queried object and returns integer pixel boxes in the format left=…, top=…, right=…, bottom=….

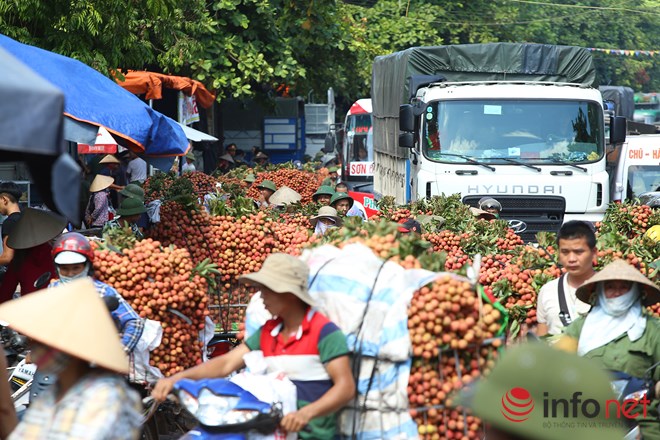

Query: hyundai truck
left=372, top=43, right=627, bottom=241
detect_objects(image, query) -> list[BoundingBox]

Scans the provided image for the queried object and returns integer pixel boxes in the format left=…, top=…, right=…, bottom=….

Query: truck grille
left=463, top=195, right=565, bottom=242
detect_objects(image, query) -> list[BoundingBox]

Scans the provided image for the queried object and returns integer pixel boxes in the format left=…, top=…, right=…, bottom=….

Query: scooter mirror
left=103, top=296, right=120, bottom=312
left=33, top=272, right=52, bottom=290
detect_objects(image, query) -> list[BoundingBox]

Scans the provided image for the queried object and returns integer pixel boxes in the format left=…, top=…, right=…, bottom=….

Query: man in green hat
left=321, top=166, right=339, bottom=187
left=312, top=185, right=335, bottom=206
left=103, top=198, right=147, bottom=239
left=256, top=180, right=277, bottom=208
left=244, top=174, right=256, bottom=189
left=329, top=192, right=354, bottom=217
left=182, top=151, right=196, bottom=174
left=455, top=342, right=625, bottom=440
left=119, top=183, right=145, bottom=202
left=119, top=183, right=151, bottom=231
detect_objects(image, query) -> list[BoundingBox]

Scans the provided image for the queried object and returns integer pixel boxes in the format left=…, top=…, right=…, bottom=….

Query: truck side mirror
left=610, top=116, right=626, bottom=145
left=323, top=131, right=336, bottom=153
left=399, top=132, right=414, bottom=148
left=400, top=104, right=415, bottom=133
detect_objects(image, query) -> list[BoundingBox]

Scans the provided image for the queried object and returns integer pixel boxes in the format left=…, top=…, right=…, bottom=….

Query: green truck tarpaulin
left=371, top=42, right=597, bottom=157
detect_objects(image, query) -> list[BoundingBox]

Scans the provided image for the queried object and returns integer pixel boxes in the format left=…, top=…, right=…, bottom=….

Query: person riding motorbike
left=0, top=278, right=142, bottom=439
left=559, top=259, right=660, bottom=439
left=455, top=342, right=624, bottom=440
left=151, top=253, right=355, bottom=439
left=50, top=232, right=143, bottom=353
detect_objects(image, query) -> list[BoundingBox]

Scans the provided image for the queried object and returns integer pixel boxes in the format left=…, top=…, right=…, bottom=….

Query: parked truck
left=609, top=133, right=660, bottom=202
left=372, top=43, right=627, bottom=241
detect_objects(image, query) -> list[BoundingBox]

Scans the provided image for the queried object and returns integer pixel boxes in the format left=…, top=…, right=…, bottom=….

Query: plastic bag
left=199, top=316, right=216, bottom=362
left=129, top=318, right=164, bottom=384
left=244, top=292, right=272, bottom=340
left=231, top=351, right=298, bottom=440
left=146, top=200, right=162, bottom=223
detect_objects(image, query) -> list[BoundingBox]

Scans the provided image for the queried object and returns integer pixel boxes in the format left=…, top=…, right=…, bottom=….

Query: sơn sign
left=349, top=161, right=374, bottom=177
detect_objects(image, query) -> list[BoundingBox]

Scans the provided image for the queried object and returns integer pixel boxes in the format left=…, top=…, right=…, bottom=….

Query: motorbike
left=207, top=332, right=240, bottom=359
left=610, top=363, right=659, bottom=440
left=172, top=378, right=283, bottom=439
left=2, top=272, right=52, bottom=414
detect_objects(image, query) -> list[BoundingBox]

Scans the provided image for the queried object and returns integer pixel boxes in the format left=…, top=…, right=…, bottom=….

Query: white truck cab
left=610, top=134, right=660, bottom=202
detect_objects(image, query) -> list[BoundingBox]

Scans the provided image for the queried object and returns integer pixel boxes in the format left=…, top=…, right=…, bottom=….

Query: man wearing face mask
left=49, top=232, right=143, bottom=354
left=559, top=260, right=660, bottom=439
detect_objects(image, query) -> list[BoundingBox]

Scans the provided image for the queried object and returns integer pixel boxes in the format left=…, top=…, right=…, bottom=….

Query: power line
left=507, top=0, right=660, bottom=16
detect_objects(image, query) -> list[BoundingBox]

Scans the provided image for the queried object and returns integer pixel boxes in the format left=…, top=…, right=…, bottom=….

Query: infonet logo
left=501, top=387, right=535, bottom=423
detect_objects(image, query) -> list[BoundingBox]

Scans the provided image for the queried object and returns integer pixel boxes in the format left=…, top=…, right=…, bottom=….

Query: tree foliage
left=0, top=0, right=658, bottom=105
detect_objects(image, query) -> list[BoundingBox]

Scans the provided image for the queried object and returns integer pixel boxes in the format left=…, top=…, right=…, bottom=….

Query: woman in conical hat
left=85, top=174, right=114, bottom=228
left=0, top=279, right=142, bottom=439
left=559, top=259, right=660, bottom=439
left=0, top=208, right=67, bottom=304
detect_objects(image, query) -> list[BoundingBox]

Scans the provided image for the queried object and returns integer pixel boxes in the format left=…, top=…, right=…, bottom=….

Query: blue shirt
left=50, top=279, right=144, bottom=353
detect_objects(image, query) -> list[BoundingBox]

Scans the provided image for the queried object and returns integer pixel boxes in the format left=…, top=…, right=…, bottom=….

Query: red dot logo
left=501, top=387, right=534, bottom=423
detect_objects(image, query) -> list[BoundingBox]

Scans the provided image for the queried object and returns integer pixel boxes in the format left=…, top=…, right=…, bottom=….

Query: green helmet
left=116, top=197, right=147, bottom=217
left=119, top=183, right=145, bottom=201
left=455, top=343, right=624, bottom=440
left=257, top=180, right=277, bottom=192
left=329, top=192, right=354, bottom=209
left=244, top=173, right=256, bottom=184
left=312, top=185, right=335, bottom=202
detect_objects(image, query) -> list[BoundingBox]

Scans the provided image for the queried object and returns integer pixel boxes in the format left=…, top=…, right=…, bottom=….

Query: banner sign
left=348, top=190, right=379, bottom=218
left=349, top=161, right=374, bottom=177
left=178, top=92, right=200, bottom=125
left=77, top=126, right=118, bottom=154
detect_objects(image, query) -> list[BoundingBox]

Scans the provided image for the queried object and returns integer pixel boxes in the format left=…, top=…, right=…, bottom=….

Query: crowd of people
left=0, top=148, right=659, bottom=439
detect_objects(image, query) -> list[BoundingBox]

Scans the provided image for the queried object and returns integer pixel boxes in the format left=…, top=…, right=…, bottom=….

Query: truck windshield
left=344, top=113, right=373, bottom=162
left=627, top=165, right=660, bottom=199
left=422, top=100, right=604, bottom=165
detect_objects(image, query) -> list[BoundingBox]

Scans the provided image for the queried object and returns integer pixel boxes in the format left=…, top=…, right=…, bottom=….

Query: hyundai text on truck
left=371, top=43, right=626, bottom=241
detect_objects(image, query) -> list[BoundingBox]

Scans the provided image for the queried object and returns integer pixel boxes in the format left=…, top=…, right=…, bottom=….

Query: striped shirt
left=246, top=309, right=349, bottom=440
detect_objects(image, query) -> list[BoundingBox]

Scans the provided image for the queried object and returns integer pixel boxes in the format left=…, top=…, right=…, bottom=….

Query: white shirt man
left=182, top=161, right=196, bottom=173
left=537, top=275, right=592, bottom=335
left=126, top=156, right=147, bottom=183
left=536, top=221, right=597, bottom=337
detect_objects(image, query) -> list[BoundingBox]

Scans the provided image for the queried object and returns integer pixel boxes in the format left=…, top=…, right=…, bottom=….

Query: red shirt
left=0, top=243, right=55, bottom=304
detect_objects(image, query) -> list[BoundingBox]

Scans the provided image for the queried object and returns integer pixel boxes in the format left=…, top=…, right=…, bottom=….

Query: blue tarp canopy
left=0, top=45, right=80, bottom=221
left=0, top=34, right=188, bottom=158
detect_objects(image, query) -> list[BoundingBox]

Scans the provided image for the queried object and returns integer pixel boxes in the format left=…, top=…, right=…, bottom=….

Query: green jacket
left=321, top=178, right=334, bottom=187
left=565, top=315, right=660, bottom=439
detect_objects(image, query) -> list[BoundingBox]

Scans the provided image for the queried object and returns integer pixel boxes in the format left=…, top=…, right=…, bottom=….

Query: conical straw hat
left=0, top=278, right=128, bottom=373
left=89, top=174, right=114, bottom=193
left=99, top=154, right=120, bottom=164
left=576, top=259, right=660, bottom=306
left=269, top=186, right=301, bottom=207
left=6, top=208, right=67, bottom=249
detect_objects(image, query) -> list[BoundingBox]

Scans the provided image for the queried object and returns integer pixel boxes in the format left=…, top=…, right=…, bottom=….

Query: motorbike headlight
left=624, top=389, right=648, bottom=401
left=611, top=380, right=628, bottom=399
